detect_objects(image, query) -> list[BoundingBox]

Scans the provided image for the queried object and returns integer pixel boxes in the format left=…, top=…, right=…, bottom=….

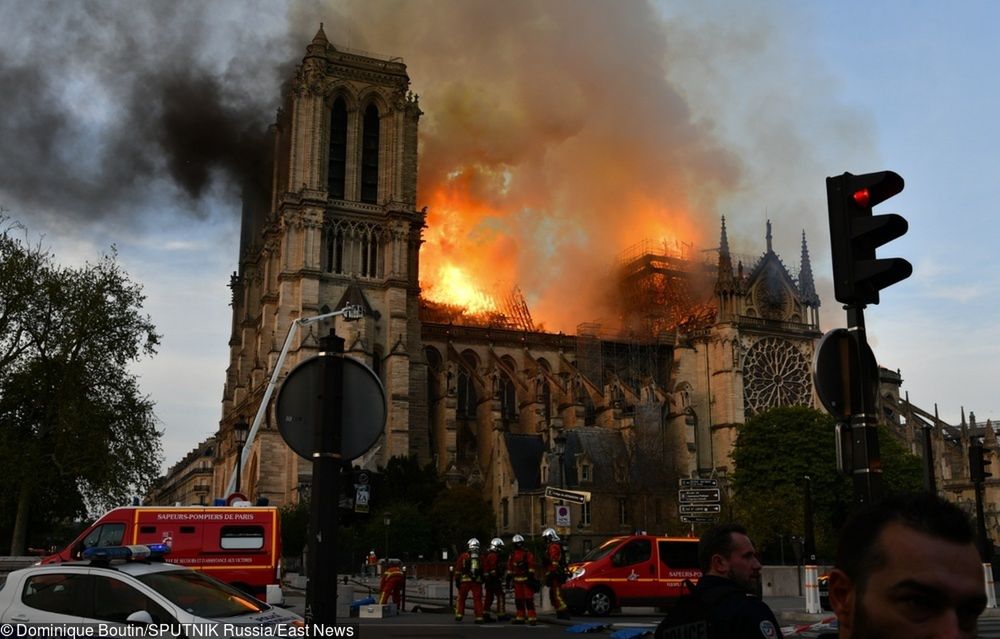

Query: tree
left=730, top=406, right=923, bottom=561
left=429, top=485, right=494, bottom=555
left=0, top=217, right=162, bottom=553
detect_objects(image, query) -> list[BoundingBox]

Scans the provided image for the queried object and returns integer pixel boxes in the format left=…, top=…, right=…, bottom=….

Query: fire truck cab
left=562, top=534, right=701, bottom=616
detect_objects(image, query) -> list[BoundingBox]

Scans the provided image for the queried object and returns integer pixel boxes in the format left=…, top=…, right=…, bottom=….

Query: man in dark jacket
left=663, top=523, right=782, bottom=639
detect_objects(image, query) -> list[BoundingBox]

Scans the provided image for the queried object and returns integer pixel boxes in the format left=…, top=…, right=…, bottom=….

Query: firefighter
left=541, top=527, right=571, bottom=619
left=506, top=533, right=539, bottom=625
left=378, top=558, right=404, bottom=608
left=365, top=549, right=378, bottom=577
left=453, top=537, right=485, bottom=623
left=483, top=537, right=509, bottom=621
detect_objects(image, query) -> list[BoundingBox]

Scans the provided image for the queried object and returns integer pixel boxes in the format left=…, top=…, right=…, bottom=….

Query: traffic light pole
left=846, top=305, right=883, bottom=508
left=306, top=331, right=346, bottom=627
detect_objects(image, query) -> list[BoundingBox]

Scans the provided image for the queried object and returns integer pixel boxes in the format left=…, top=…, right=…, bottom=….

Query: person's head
left=828, top=492, right=986, bottom=639
left=698, top=523, right=761, bottom=592
left=542, top=528, right=560, bottom=542
left=512, top=534, right=525, bottom=548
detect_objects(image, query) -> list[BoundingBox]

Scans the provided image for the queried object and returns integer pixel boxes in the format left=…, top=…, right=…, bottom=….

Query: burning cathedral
left=206, top=29, right=826, bottom=548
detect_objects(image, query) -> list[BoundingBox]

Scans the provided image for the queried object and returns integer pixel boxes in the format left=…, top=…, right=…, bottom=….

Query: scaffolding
left=616, top=239, right=717, bottom=339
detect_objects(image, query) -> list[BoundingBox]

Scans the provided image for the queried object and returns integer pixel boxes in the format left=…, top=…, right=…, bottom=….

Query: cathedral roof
left=561, top=427, right=626, bottom=486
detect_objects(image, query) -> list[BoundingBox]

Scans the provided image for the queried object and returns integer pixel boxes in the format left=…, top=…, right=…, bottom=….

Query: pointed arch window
left=361, top=231, right=380, bottom=278
left=500, top=373, right=517, bottom=426
left=328, top=98, right=347, bottom=199
left=361, top=104, right=380, bottom=204
left=457, top=369, right=476, bottom=419
left=324, top=228, right=345, bottom=274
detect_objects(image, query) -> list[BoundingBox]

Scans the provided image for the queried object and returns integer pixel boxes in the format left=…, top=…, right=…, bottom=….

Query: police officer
left=671, top=523, right=783, bottom=639
left=483, top=537, right=508, bottom=621
left=541, top=528, right=570, bottom=619
left=453, top=538, right=485, bottom=623
left=506, top=534, right=539, bottom=625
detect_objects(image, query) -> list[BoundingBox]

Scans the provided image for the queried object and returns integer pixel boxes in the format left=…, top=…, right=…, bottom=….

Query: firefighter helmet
left=512, top=534, right=525, bottom=546
left=542, top=527, right=560, bottom=542
left=467, top=537, right=480, bottom=550
left=489, top=537, right=504, bottom=551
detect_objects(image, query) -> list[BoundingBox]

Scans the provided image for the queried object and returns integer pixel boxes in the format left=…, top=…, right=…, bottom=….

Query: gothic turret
left=715, top=217, right=740, bottom=322
left=798, top=231, right=819, bottom=308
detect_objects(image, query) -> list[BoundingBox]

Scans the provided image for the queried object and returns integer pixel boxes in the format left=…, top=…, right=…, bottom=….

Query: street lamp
left=384, top=512, right=392, bottom=561
left=233, top=417, right=249, bottom=495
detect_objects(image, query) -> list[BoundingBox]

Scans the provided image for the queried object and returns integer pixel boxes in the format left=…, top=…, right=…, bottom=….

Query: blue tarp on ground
left=609, top=628, right=652, bottom=639
left=565, top=622, right=610, bottom=633
left=350, top=596, right=376, bottom=609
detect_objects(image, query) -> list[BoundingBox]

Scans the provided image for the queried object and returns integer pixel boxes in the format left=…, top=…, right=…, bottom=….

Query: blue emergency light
left=83, top=543, right=171, bottom=561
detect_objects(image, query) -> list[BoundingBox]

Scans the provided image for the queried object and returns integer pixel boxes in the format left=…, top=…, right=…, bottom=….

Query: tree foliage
left=0, top=217, right=162, bottom=553
left=731, top=405, right=924, bottom=562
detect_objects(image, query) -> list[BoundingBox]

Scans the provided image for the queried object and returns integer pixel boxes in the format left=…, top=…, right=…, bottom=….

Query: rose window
left=743, top=337, right=811, bottom=415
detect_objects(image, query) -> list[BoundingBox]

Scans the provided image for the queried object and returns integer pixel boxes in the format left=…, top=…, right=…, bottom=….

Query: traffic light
left=969, top=441, right=993, bottom=484
left=826, top=171, right=912, bottom=306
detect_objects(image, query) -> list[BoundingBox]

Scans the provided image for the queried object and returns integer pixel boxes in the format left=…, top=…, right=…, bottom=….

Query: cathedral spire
left=306, top=23, right=330, bottom=59
left=715, top=216, right=737, bottom=295
left=312, top=23, right=329, bottom=46
left=720, top=215, right=731, bottom=259
left=765, top=219, right=773, bottom=254
left=798, top=230, right=820, bottom=308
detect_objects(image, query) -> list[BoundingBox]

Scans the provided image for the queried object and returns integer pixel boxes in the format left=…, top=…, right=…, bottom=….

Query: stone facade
left=165, top=31, right=1000, bottom=556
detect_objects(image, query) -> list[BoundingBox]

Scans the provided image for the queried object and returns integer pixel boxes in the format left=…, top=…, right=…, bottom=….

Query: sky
left=1, top=0, right=998, bottom=474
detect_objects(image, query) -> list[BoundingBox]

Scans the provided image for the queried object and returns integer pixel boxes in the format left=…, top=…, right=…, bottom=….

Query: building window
left=540, top=497, right=547, bottom=526
left=457, top=369, right=476, bottom=419
left=324, top=228, right=345, bottom=274
left=581, top=464, right=591, bottom=482
left=328, top=97, right=347, bottom=199
left=361, top=233, right=379, bottom=278
left=501, top=498, right=509, bottom=528
left=500, top=374, right=517, bottom=426
left=540, top=380, right=552, bottom=425
left=361, top=104, right=380, bottom=204
left=582, top=500, right=592, bottom=526
left=541, top=464, right=548, bottom=485
left=583, top=539, right=593, bottom=554
left=618, top=498, right=628, bottom=526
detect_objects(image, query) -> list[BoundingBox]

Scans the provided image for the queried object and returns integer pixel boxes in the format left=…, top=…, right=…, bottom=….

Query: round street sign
left=812, top=328, right=878, bottom=421
left=276, top=355, right=387, bottom=461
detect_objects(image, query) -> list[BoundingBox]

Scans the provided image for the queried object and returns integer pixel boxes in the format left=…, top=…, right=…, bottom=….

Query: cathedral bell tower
left=219, top=26, right=429, bottom=503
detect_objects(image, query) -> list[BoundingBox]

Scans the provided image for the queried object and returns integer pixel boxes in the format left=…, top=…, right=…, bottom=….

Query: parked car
left=562, top=534, right=701, bottom=616
left=2, top=544, right=302, bottom=629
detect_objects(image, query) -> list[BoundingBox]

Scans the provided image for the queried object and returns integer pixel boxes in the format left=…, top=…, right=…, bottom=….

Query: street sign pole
left=306, top=332, right=345, bottom=627
left=846, top=307, right=883, bottom=508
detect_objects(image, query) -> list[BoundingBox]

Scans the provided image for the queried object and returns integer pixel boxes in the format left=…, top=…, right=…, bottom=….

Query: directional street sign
left=679, top=478, right=719, bottom=489
left=681, top=515, right=717, bottom=524
left=678, top=488, right=721, bottom=503
left=679, top=504, right=721, bottom=514
left=545, top=486, right=590, bottom=504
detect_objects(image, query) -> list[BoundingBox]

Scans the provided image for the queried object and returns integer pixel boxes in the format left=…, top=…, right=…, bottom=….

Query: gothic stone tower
left=218, top=27, right=428, bottom=503
left=668, top=218, right=822, bottom=477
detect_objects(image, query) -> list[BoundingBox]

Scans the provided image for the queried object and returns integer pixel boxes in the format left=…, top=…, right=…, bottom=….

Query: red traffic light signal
left=826, top=171, right=912, bottom=306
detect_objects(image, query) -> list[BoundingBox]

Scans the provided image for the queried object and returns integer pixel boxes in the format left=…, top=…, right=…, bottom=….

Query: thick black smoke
left=0, top=1, right=296, bottom=225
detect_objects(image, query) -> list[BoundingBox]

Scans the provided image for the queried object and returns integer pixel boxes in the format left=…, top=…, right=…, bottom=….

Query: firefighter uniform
left=378, top=560, right=404, bottom=607
left=453, top=538, right=485, bottom=623
left=506, top=534, right=538, bottom=625
left=483, top=538, right=508, bottom=620
left=542, top=528, right=570, bottom=619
